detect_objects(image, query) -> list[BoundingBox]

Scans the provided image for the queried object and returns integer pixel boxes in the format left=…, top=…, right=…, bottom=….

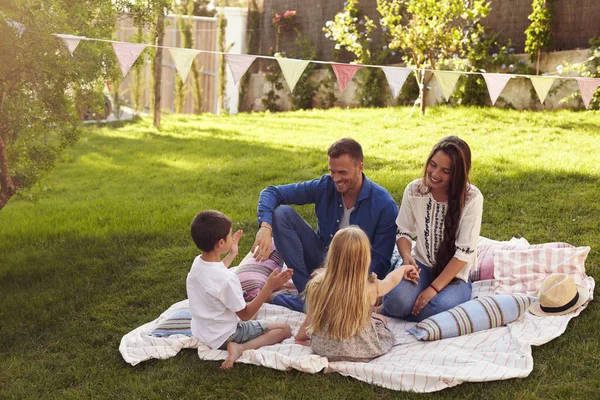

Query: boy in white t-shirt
left=186, top=210, right=293, bottom=369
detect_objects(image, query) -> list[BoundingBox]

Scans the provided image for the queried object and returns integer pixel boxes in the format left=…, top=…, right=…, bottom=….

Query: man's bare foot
left=220, top=342, right=243, bottom=369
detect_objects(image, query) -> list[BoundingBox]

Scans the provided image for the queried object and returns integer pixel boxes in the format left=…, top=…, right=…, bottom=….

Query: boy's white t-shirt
left=186, top=255, right=246, bottom=349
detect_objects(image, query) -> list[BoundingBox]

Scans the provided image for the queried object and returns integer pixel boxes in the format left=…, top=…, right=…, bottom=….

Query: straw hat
left=529, top=274, right=590, bottom=317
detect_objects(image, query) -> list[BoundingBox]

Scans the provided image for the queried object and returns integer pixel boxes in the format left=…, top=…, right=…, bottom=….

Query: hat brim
left=529, top=284, right=590, bottom=317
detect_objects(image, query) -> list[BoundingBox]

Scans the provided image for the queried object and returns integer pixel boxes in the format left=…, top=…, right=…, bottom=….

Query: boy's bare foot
left=220, top=342, right=243, bottom=369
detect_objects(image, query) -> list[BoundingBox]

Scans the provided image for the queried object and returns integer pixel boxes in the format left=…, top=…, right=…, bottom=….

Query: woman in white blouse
left=382, top=136, right=483, bottom=321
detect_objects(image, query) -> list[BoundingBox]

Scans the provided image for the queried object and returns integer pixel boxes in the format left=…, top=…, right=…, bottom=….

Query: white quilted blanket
left=120, top=274, right=594, bottom=392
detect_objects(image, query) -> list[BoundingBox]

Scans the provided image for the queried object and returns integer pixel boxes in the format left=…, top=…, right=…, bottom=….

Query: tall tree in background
left=525, top=0, right=554, bottom=75
left=122, top=0, right=171, bottom=129
left=0, top=0, right=118, bottom=210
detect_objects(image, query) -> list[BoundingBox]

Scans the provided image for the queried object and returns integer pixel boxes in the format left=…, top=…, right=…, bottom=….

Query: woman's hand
left=402, top=265, right=420, bottom=285
left=411, top=285, right=437, bottom=316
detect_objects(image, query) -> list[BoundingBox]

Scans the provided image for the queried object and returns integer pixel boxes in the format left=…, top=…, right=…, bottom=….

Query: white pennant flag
left=112, top=42, right=148, bottom=77
left=276, top=58, right=310, bottom=92
left=529, top=76, right=556, bottom=104
left=482, top=73, right=512, bottom=105
left=168, top=48, right=201, bottom=82
left=56, top=34, right=84, bottom=56
left=381, top=67, right=411, bottom=98
left=433, top=71, right=462, bottom=101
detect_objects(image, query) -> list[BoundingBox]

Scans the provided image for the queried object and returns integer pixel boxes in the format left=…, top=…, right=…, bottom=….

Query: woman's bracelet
left=429, top=283, right=440, bottom=294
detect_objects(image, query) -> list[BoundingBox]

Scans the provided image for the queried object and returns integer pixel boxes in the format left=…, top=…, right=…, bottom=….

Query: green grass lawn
left=1, top=106, right=599, bottom=399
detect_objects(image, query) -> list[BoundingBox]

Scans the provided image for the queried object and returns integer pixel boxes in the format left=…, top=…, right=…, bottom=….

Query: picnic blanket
left=119, top=244, right=594, bottom=393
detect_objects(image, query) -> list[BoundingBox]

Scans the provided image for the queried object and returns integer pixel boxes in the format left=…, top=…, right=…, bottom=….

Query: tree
left=0, top=1, right=118, bottom=210
left=525, top=0, right=554, bottom=75
left=378, top=0, right=490, bottom=113
left=119, top=0, right=171, bottom=129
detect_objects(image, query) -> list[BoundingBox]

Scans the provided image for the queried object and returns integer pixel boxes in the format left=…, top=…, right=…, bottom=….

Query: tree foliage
left=524, top=0, right=553, bottom=75
left=0, top=0, right=118, bottom=210
left=379, top=0, right=490, bottom=112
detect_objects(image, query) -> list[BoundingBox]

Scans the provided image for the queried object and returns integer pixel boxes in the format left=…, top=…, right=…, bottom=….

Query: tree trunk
left=536, top=49, right=541, bottom=75
left=0, top=89, right=17, bottom=211
left=153, top=12, right=165, bottom=130
left=0, top=132, right=17, bottom=211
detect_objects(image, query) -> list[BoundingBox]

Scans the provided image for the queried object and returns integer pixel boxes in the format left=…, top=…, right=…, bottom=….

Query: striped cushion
left=149, top=308, right=192, bottom=337
left=236, top=247, right=285, bottom=301
left=408, top=294, right=532, bottom=341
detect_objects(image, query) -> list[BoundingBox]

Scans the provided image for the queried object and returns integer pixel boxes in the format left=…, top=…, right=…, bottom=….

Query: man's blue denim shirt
left=257, top=174, right=399, bottom=279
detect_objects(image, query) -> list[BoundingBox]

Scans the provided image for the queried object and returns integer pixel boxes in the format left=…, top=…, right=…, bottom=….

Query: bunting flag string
left=225, top=54, right=257, bottom=85
left=576, top=78, right=600, bottom=109
left=276, top=58, right=310, bottom=92
left=434, top=71, right=462, bottom=102
left=112, top=42, right=148, bottom=77
left=530, top=76, right=556, bottom=104
left=381, top=67, right=411, bottom=99
left=331, top=63, right=362, bottom=93
left=168, top=48, right=201, bottom=82
left=482, top=73, right=513, bottom=105
left=53, top=33, right=600, bottom=108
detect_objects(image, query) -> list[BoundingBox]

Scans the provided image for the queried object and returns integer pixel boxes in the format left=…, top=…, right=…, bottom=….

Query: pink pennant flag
left=225, top=54, right=257, bottom=85
left=112, top=42, right=147, bottom=77
left=56, top=34, right=83, bottom=56
left=482, top=73, right=512, bottom=105
left=331, top=63, right=362, bottom=93
left=577, top=78, right=600, bottom=109
left=381, top=67, right=412, bottom=98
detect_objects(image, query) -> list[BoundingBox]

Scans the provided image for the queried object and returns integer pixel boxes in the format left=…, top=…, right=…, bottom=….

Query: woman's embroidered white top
left=396, top=179, right=483, bottom=282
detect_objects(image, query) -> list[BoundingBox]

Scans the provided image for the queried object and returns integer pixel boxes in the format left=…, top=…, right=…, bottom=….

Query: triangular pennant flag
left=276, top=58, right=310, bottom=92
left=56, top=34, right=83, bottom=56
left=381, top=67, right=411, bottom=98
left=529, top=76, right=556, bottom=104
left=482, top=73, right=512, bottom=105
left=112, top=42, right=147, bottom=77
left=433, top=71, right=462, bottom=101
left=225, top=54, right=257, bottom=85
left=577, top=78, right=600, bottom=109
left=168, top=47, right=201, bottom=82
left=331, top=63, right=362, bottom=92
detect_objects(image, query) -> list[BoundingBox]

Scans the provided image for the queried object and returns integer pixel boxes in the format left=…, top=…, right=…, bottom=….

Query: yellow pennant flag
left=433, top=71, right=462, bottom=102
left=530, top=76, right=556, bottom=104
left=168, top=48, right=201, bottom=82
left=276, top=58, right=310, bottom=92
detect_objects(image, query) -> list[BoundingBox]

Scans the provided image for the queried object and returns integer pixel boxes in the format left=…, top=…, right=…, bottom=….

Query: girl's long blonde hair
left=305, top=226, right=373, bottom=340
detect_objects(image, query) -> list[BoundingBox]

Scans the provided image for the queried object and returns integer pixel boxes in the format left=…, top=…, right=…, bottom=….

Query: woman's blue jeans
left=382, top=260, right=472, bottom=322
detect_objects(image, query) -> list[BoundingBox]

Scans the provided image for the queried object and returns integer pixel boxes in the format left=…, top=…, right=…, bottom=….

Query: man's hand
left=264, top=269, right=293, bottom=292
left=252, top=224, right=272, bottom=262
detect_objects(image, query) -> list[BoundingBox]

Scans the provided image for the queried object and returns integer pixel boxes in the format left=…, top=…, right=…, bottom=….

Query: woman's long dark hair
left=422, top=136, right=472, bottom=277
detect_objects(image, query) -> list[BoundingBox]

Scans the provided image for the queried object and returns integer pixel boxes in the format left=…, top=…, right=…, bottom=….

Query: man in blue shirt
left=252, top=138, right=399, bottom=312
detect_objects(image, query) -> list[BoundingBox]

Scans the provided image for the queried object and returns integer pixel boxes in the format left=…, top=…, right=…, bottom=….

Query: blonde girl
left=294, top=226, right=418, bottom=362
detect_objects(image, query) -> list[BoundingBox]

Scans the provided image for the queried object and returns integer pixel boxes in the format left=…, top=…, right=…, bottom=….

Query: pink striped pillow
left=470, top=241, right=574, bottom=281
left=235, top=243, right=284, bottom=301
left=492, top=246, right=591, bottom=295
